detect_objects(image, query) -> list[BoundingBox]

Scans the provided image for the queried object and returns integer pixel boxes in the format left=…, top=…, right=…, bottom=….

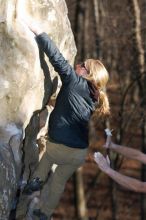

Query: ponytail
left=82, top=59, right=110, bottom=144
left=83, top=58, right=110, bottom=120
left=92, top=90, right=110, bottom=121
left=88, top=89, right=110, bottom=145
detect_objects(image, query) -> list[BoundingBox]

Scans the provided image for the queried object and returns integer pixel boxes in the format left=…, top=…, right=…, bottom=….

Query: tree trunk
left=75, top=167, right=88, bottom=220
left=128, top=1, right=145, bottom=220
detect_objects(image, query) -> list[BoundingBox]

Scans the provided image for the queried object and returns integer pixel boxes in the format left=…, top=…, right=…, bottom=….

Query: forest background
left=53, top=0, right=146, bottom=220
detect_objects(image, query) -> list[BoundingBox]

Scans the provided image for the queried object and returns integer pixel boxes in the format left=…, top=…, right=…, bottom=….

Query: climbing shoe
left=33, top=209, right=48, bottom=220
left=22, top=177, right=44, bottom=195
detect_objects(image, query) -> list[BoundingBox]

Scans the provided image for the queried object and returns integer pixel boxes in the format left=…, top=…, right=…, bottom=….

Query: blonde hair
left=83, top=59, right=110, bottom=119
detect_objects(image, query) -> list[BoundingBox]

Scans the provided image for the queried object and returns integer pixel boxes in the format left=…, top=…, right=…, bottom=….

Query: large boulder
left=0, top=0, right=77, bottom=218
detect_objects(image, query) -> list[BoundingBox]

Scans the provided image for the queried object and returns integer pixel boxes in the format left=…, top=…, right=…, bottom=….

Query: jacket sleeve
left=36, top=32, right=76, bottom=83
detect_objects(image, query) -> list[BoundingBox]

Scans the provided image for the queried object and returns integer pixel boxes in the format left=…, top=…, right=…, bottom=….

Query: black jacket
left=36, top=33, right=96, bottom=148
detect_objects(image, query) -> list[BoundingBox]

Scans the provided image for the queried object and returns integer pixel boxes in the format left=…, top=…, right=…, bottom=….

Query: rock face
left=0, top=0, right=76, bottom=218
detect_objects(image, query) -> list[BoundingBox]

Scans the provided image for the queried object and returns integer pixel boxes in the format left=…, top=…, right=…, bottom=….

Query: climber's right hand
left=22, top=17, right=43, bottom=36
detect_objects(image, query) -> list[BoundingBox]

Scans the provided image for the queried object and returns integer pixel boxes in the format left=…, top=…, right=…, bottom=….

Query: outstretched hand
left=23, top=17, right=43, bottom=35
left=16, top=0, right=42, bottom=35
left=17, top=15, right=43, bottom=35
left=94, top=152, right=111, bottom=173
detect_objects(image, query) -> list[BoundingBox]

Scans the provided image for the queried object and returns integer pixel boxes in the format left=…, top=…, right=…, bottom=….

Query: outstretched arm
left=94, top=152, right=146, bottom=193
left=104, top=136, right=146, bottom=164
left=20, top=16, right=75, bottom=83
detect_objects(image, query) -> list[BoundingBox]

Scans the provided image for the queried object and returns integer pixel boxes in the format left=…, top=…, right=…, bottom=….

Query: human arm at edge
left=106, top=167, right=146, bottom=193
left=94, top=152, right=146, bottom=193
left=104, top=136, right=146, bottom=164
left=110, top=143, right=146, bottom=164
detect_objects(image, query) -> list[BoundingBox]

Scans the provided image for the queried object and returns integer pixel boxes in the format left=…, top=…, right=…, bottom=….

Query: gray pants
left=32, top=139, right=88, bottom=218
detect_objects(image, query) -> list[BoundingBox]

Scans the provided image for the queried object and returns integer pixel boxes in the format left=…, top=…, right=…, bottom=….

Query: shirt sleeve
left=36, top=32, right=76, bottom=83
